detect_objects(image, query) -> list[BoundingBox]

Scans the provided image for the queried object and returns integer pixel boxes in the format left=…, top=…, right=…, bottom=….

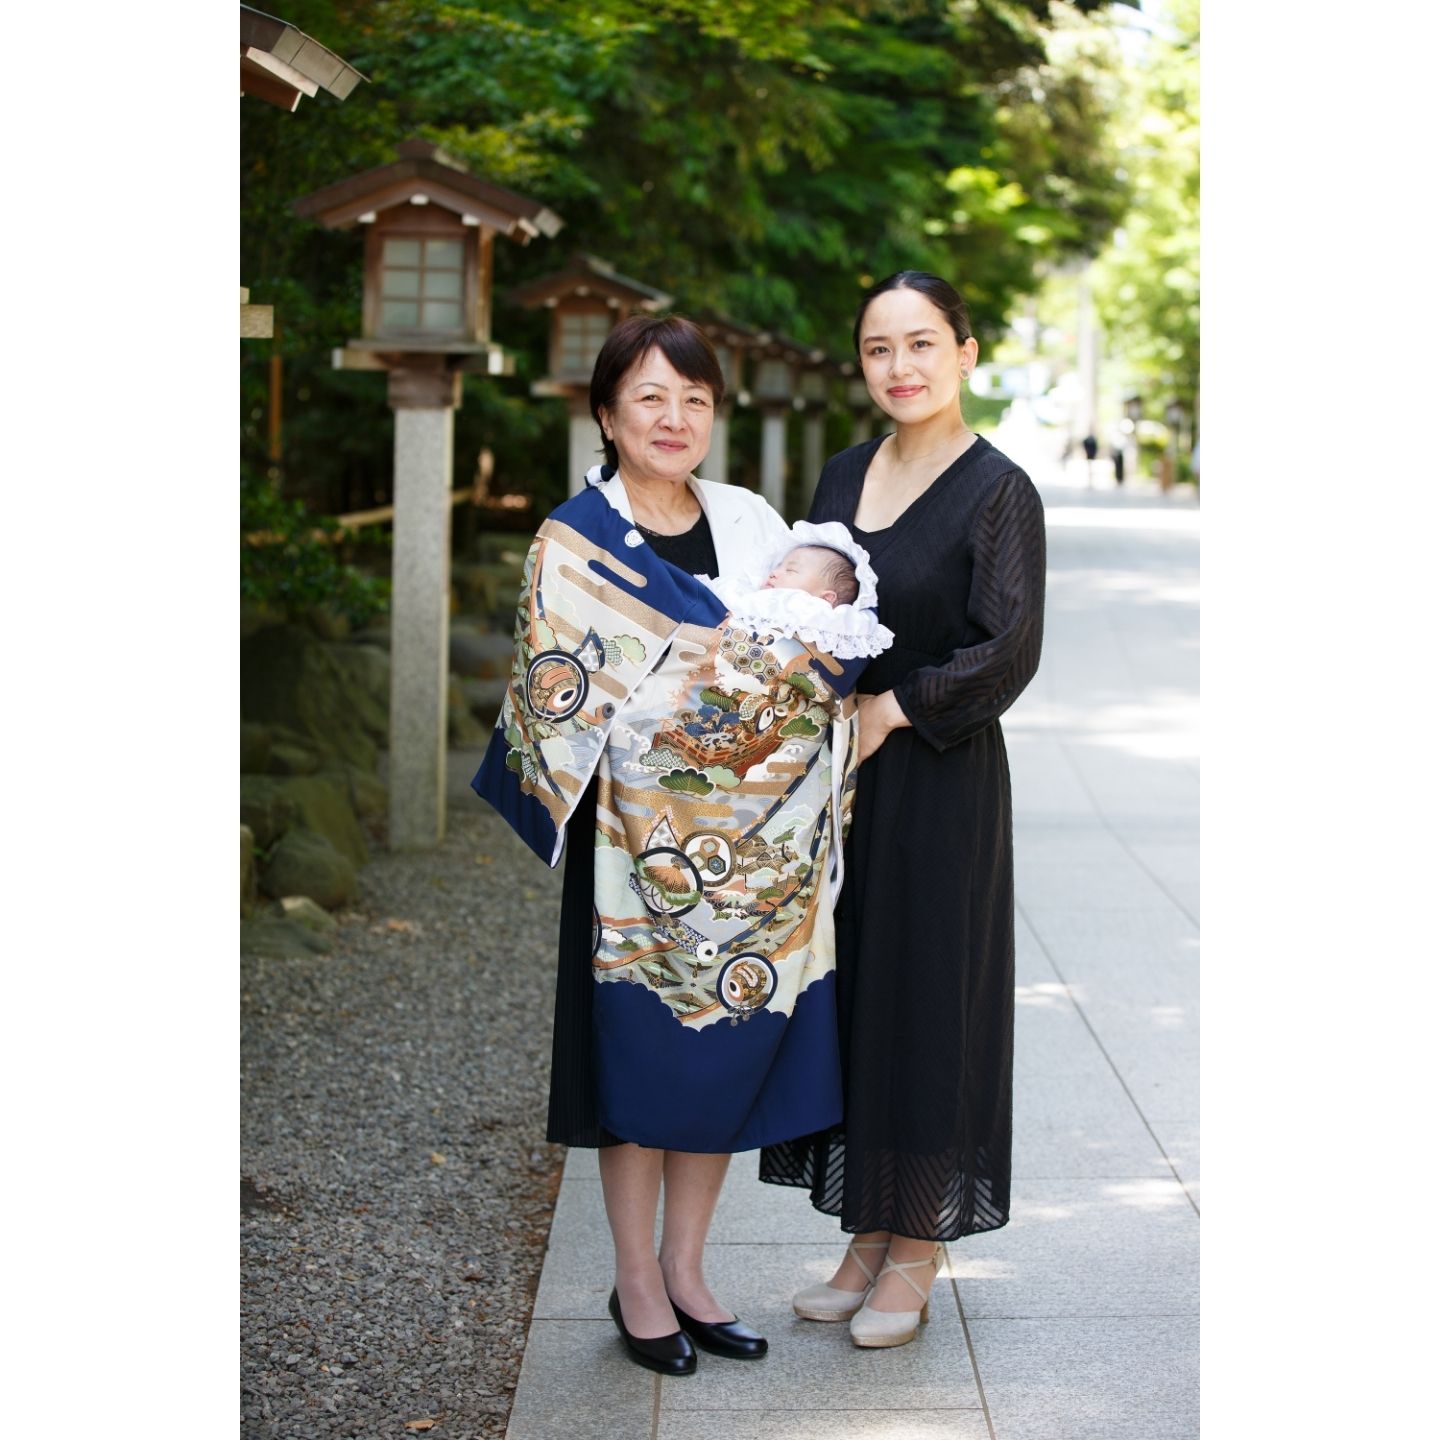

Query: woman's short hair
left=589, top=315, right=726, bottom=470
left=852, top=271, right=973, bottom=354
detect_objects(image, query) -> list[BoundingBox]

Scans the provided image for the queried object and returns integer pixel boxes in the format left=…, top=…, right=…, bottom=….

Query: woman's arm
left=866, top=471, right=1046, bottom=757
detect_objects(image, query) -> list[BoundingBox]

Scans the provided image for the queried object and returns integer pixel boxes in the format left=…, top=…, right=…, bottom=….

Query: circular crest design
left=633, top=847, right=703, bottom=917
left=717, top=953, right=777, bottom=1017
left=524, top=649, right=588, bottom=722
left=684, top=831, right=736, bottom=886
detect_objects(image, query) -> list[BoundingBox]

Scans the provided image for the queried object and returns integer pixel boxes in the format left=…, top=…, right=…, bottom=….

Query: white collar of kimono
left=583, top=462, right=710, bottom=527
left=584, top=466, right=880, bottom=613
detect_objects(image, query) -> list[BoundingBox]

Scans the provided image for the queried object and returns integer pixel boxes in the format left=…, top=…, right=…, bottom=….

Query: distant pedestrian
left=1112, top=445, right=1125, bottom=485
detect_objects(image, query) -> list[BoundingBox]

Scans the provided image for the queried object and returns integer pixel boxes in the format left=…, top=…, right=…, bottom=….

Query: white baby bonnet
left=709, top=520, right=895, bottom=661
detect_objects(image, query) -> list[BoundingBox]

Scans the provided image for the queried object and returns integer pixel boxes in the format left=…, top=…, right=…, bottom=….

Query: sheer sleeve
left=893, top=470, right=1046, bottom=752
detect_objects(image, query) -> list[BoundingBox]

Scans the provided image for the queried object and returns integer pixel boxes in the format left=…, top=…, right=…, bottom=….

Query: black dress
left=546, top=515, right=720, bottom=1148
left=759, top=434, right=1046, bottom=1240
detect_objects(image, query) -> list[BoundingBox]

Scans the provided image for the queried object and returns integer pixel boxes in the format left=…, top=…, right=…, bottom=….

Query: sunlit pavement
left=504, top=433, right=1200, bottom=1440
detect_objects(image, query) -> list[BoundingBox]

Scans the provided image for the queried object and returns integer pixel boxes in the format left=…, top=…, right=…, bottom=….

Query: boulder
left=268, top=742, right=320, bottom=776
left=261, top=828, right=357, bottom=910
left=241, top=722, right=273, bottom=774
left=453, top=559, right=525, bottom=618
left=459, top=677, right=508, bottom=726
left=240, top=776, right=299, bottom=849
left=449, top=623, right=516, bottom=679
left=326, top=643, right=390, bottom=744
left=241, top=624, right=383, bottom=771
left=305, top=606, right=351, bottom=642
left=241, top=599, right=287, bottom=639
left=241, top=774, right=368, bottom=866
left=448, top=678, right=487, bottom=746
left=241, top=916, right=332, bottom=957
left=352, top=621, right=391, bottom=651
left=277, top=895, right=338, bottom=933
left=241, top=825, right=258, bottom=918
left=319, top=765, right=388, bottom=822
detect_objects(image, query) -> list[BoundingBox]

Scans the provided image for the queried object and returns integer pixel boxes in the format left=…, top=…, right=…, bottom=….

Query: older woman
left=760, top=272, right=1047, bottom=1348
left=474, top=315, right=855, bottom=1376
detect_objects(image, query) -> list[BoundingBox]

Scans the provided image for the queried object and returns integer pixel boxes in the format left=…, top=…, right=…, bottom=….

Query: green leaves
left=243, top=0, right=1137, bottom=525
left=240, top=464, right=390, bottom=625
left=1091, top=0, right=1199, bottom=419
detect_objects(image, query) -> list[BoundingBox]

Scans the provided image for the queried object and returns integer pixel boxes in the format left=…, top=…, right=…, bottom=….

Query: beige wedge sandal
left=792, top=1239, right=889, bottom=1321
left=848, top=1247, right=942, bottom=1348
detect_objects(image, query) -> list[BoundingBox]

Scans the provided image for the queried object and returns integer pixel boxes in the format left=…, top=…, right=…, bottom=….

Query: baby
left=708, top=520, right=893, bottom=662
left=762, top=543, right=860, bottom=608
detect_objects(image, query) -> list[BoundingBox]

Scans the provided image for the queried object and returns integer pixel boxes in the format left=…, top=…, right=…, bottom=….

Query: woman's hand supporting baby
left=855, top=690, right=909, bottom=764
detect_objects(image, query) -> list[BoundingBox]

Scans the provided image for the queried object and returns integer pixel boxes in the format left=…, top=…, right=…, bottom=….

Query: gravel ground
left=241, top=746, right=566, bottom=1440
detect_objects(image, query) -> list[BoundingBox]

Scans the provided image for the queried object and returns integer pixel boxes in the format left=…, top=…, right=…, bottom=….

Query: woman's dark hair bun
left=852, top=271, right=973, bottom=354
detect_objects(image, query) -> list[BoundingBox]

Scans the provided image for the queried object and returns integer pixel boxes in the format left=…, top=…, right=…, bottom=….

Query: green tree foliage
left=1092, top=0, right=1199, bottom=422
left=242, top=0, right=1134, bottom=517
left=240, top=463, right=391, bottom=625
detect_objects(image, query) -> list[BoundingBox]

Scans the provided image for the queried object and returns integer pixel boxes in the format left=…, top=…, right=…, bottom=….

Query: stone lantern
left=294, top=139, right=562, bottom=850
left=750, top=335, right=824, bottom=516
left=509, top=255, right=671, bottom=497
left=693, top=313, right=768, bottom=486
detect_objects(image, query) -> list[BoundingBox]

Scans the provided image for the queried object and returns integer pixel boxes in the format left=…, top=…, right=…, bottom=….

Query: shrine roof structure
left=509, top=254, right=671, bottom=312
left=241, top=5, right=366, bottom=112
left=294, top=139, right=563, bottom=244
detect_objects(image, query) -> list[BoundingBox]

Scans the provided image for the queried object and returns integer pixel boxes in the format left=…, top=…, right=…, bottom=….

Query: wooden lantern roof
left=510, top=253, right=670, bottom=312
left=241, top=5, right=365, bottom=112
left=692, top=310, right=771, bottom=351
left=758, top=332, right=827, bottom=368
left=294, top=139, right=563, bottom=245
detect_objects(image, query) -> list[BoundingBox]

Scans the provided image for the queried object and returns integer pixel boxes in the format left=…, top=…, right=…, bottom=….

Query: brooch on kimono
left=624, top=528, right=644, bottom=547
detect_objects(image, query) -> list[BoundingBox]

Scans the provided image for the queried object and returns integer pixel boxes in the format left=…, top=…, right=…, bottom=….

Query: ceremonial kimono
left=473, top=475, right=875, bottom=1152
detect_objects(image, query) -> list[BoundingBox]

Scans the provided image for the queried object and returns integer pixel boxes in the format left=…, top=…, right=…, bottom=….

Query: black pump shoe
left=667, top=1296, right=769, bottom=1360
left=607, top=1289, right=697, bottom=1376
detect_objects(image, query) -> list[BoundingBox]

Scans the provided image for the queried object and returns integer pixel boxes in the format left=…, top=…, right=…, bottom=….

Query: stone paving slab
left=1005, top=736, right=1098, bottom=822
left=1011, top=1072, right=1168, bottom=1181
left=504, top=1321, right=654, bottom=1440
left=964, top=1314, right=1200, bottom=1440
left=951, top=1178, right=1198, bottom=1319
left=655, top=1411, right=992, bottom=1440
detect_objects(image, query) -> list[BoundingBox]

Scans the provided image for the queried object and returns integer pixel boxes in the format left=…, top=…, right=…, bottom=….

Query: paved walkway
left=505, top=437, right=1200, bottom=1440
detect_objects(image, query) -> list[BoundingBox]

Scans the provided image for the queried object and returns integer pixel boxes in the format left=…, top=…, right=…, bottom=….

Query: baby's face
left=762, top=547, right=836, bottom=604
